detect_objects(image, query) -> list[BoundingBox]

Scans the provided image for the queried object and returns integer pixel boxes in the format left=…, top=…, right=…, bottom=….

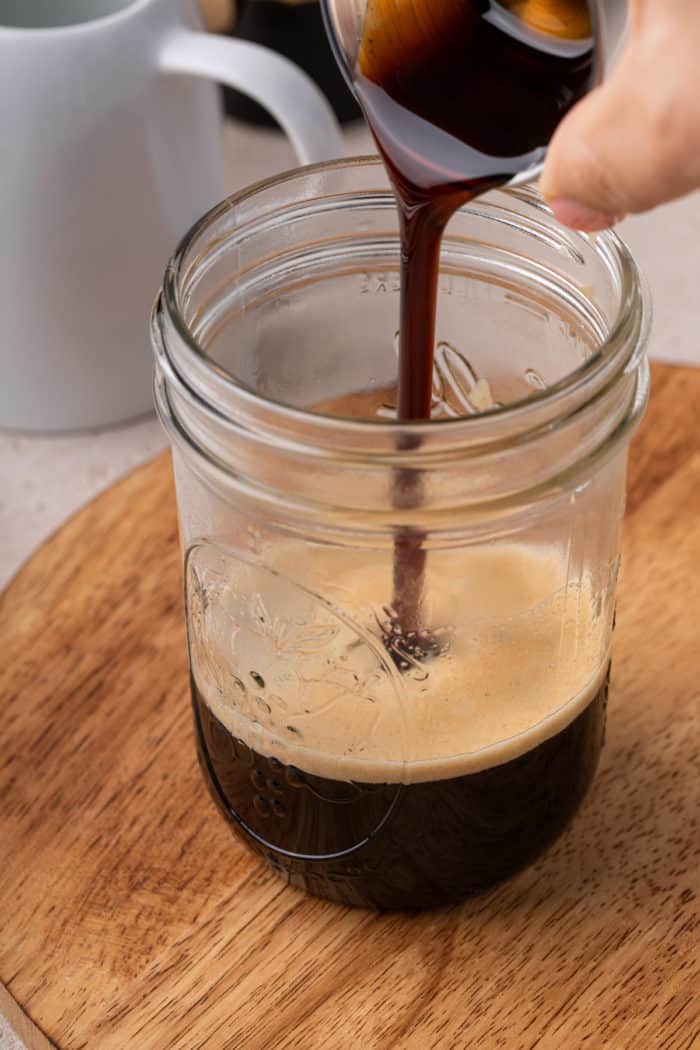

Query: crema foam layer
left=193, top=544, right=609, bottom=784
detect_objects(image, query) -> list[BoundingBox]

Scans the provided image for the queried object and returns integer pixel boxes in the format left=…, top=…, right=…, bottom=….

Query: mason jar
left=152, top=157, right=650, bottom=910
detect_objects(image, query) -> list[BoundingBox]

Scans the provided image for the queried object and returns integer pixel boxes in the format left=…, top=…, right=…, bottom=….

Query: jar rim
left=159, top=155, right=650, bottom=447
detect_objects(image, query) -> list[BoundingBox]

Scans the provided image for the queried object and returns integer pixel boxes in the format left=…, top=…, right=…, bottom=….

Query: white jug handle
left=159, top=30, right=344, bottom=165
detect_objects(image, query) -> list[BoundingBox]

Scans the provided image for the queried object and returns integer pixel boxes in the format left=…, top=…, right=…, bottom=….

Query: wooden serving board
left=1, top=363, right=699, bottom=1050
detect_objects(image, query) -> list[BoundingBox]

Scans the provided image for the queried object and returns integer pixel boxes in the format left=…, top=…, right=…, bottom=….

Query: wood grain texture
left=1, top=363, right=699, bottom=1050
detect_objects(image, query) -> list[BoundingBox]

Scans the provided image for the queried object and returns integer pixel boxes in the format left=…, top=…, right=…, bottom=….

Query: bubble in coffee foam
left=193, top=543, right=609, bottom=785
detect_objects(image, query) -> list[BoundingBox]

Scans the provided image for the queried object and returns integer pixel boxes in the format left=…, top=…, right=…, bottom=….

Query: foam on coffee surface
left=194, top=544, right=609, bottom=784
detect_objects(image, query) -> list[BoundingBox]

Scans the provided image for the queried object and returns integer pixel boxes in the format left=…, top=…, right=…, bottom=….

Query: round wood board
left=1, top=363, right=699, bottom=1050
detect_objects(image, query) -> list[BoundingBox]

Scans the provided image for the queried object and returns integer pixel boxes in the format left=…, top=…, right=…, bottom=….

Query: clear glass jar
left=152, top=157, right=650, bottom=909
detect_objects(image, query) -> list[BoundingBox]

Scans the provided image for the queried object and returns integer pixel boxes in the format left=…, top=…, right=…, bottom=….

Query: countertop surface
left=1, top=118, right=699, bottom=1050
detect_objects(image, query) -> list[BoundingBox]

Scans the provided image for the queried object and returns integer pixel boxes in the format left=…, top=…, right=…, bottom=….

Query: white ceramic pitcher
left=0, top=0, right=344, bottom=431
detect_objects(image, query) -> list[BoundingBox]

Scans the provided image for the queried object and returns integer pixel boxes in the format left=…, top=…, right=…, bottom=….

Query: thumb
left=541, top=3, right=700, bottom=230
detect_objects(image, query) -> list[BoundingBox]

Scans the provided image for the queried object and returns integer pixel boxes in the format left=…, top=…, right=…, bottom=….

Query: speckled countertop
left=1, top=117, right=699, bottom=1050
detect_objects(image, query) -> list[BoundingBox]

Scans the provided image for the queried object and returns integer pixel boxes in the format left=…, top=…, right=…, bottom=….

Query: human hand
left=541, top=0, right=700, bottom=230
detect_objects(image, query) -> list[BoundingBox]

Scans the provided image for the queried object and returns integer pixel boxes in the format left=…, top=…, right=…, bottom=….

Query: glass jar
left=152, top=157, right=650, bottom=910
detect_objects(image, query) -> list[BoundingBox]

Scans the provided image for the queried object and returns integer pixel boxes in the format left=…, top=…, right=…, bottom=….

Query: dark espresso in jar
left=194, top=676, right=607, bottom=909
left=353, top=0, right=598, bottom=632
left=190, top=544, right=609, bottom=908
